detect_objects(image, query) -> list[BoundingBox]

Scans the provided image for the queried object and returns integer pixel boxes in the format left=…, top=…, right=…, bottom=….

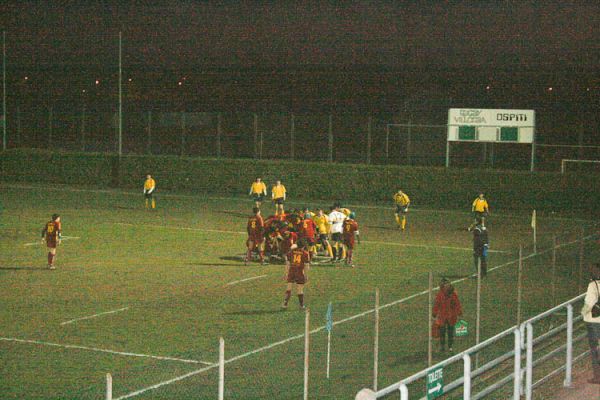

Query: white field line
left=114, top=222, right=501, bottom=253
left=5, top=183, right=591, bottom=223
left=0, top=337, right=213, bottom=365
left=60, top=306, right=130, bottom=326
left=23, top=236, right=80, bottom=247
left=226, top=275, right=268, bottom=286
left=114, top=233, right=595, bottom=399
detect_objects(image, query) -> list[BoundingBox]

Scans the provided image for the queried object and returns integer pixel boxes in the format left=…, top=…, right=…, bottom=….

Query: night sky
left=1, top=2, right=599, bottom=114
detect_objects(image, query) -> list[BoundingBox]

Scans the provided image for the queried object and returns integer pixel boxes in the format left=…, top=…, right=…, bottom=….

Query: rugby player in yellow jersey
left=469, top=193, right=490, bottom=230
left=271, top=180, right=287, bottom=216
left=393, top=190, right=410, bottom=230
left=249, top=177, right=267, bottom=208
left=313, top=208, right=334, bottom=258
left=143, top=175, right=156, bottom=209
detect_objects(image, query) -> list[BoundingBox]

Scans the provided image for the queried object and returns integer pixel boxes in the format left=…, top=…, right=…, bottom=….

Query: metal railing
left=357, top=294, right=589, bottom=400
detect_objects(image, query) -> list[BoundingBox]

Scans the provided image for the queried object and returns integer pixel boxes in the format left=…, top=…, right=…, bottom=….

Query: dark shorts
left=331, top=232, right=342, bottom=242
left=473, top=211, right=488, bottom=219
left=395, top=205, right=408, bottom=214
left=46, top=239, right=57, bottom=249
left=287, top=268, right=306, bottom=284
left=318, top=233, right=329, bottom=245
left=273, top=197, right=285, bottom=205
left=247, top=237, right=264, bottom=248
left=144, top=191, right=154, bottom=199
left=253, top=194, right=265, bottom=202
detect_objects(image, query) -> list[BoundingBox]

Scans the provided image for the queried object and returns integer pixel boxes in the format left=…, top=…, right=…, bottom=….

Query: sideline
left=0, top=337, right=213, bottom=365
left=226, top=275, right=268, bottom=286
left=60, top=306, right=130, bottom=326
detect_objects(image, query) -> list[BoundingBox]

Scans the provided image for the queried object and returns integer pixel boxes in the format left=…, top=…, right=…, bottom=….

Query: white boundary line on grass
left=60, top=306, right=130, bottom=326
left=114, top=222, right=504, bottom=253
left=114, top=233, right=596, bottom=399
left=0, top=337, right=213, bottom=365
left=23, top=236, right=80, bottom=247
left=4, top=183, right=591, bottom=223
left=226, top=275, right=268, bottom=286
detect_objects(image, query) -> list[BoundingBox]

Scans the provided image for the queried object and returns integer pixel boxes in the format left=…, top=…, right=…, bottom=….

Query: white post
left=105, top=373, right=112, bottom=400
left=2, top=31, right=6, bottom=151
left=476, top=259, right=482, bottom=367
left=463, top=354, right=471, bottom=400
left=219, top=337, right=225, bottom=400
left=551, top=236, right=557, bottom=307
left=118, top=31, right=122, bottom=157
left=564, top=304, right=573, bottom=388
left=304, top=308, right=310, bottom=400
left=428, top=271, right=433, bottom=367
left=373, top=288, right=380, bottom=391
left=513, top=329, right=521, bottom=400
left=525, top=323, right=533, bottom=400
left=399, top=383, right=409, bottom=400
left=517, top=245, right=523, bottom=325
left=326, top=329, right=331, bottom=379
left=532, top=224, right=537, bottom=255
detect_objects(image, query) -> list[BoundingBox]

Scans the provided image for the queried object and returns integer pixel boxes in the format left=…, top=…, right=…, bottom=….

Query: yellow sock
left=341, top=246, right=347, bottom=259
left=402, top=216, right=406, bottom=230
left=395, top=214, right=401, bottom=226
left=326, top=243, right=333, bottom=258
left=151, top=199, right=156, bottom=209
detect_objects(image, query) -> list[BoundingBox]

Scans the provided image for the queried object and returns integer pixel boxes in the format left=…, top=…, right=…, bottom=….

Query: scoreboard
left=447, top=108, right=535, bottom=143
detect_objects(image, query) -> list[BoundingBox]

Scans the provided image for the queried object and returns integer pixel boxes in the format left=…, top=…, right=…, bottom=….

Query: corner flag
left=531, top=209, right=536, bottom=229
left=326, top=302, right=333, bottom=332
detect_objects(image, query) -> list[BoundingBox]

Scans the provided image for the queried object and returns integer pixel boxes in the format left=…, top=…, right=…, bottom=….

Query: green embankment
left=2, top=148, right=598, bottom=214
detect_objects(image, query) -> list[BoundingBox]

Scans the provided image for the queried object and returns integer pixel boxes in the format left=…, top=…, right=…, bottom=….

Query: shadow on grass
left=224, top=309, right=285, bottom=316
left=0, top=266, right=48, bottom=271
left=217, top=210, right=248, bottom=219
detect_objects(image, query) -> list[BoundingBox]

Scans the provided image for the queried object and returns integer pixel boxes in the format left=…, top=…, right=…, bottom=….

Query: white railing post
left=525, top=323, right=534, bottom=400
left=219, top=337, right=225, bottom=400
left=564, top=304, right=573, bottom=387
left=399, top=383, right=409, bottom=400
left=513, top=329, right=521, bottom=400
left=463, top=354, right=471, bottom=400
left=106, top=373, right=112, bottom=400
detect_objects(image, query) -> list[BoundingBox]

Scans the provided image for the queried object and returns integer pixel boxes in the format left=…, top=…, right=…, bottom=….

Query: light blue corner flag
left=326, top=302, right=333, bottom=332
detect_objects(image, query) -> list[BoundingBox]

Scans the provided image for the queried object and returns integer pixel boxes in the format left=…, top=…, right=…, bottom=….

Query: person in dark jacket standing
left=433, top=279, right=463, bottom=352
left=472, top=220, right=489, bottom=277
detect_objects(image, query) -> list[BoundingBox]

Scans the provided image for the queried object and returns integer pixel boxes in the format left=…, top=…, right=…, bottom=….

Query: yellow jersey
left=393, top=192, right=410, bottom=206
left=472, top=198, right=489, bottom=213
left=272, top=184, right=286, bottom=199
left=250, top=181, right=267, bottom=195
left=312, top=214, right=330, bottom=234
left=144, top=178, right=156, bottom=191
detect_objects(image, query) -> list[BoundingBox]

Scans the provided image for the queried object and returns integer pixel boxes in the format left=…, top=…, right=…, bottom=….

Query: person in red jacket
left=432, top=279, right=463, bottom=352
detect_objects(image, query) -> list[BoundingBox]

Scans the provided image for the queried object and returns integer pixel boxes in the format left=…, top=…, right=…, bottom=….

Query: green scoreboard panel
left=458, top=126, right=476, bottom=140
left=500, top=127, right=518, bottom=142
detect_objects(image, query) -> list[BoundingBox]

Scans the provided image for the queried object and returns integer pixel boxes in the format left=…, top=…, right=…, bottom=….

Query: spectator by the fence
left=581, top=263, right=600, bottom=385
left=433, top=278, right=463, bottom=352
left=472, top=220, right=489, bottom=277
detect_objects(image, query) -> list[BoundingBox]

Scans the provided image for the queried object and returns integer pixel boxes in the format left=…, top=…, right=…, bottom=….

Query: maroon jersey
left=280, top=231, right=298, bottom=255
left=42, top=221, right=61, bottom=247
left=298, top=218, right=316, bottom=241
left=342, top=219, right=359, bottom=248
left=247, top=215, right=264, bottom=240
left=286, top=248, right=311, bottom=284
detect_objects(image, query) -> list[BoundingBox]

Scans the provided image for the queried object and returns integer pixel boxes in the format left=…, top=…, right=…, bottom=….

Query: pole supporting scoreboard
left=445, top=108, right=536, bottom=171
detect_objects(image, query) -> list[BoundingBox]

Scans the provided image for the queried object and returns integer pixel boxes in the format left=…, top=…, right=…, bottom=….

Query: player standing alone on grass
left=342, top=212, right=360, bottom=267
left=41, top=214, right=61, bottom=270
left=249, top=177, right=267, bottom=209
left=246, top=207, right=266, bottom=265
left=143, top=174, right=156, bottom=210
left=393, top=190, right=410, bottom=230
left=468, top=193, right=489, bottom=230
left=271, top=180, right=287, bottom=216
left=283, top=239, right=311, bottom=309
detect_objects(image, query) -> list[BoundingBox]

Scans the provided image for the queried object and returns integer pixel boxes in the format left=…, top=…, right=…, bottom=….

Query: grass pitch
left=0, top=183, right=596, bottom=399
